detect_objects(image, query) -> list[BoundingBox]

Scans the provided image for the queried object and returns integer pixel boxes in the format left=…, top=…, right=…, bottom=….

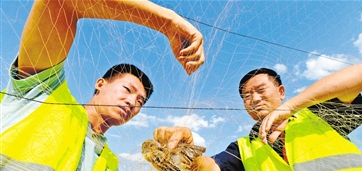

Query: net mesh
left=1, top=0, right=362, bottom=170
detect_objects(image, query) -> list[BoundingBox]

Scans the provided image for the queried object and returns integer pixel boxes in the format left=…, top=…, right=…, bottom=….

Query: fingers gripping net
left=1, top=1, right=362, bottom=170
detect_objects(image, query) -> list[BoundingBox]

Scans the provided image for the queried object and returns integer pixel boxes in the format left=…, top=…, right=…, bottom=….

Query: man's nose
left=125, top=95, right=137, bottom=106
left=251, top=92, right=262, bottom=102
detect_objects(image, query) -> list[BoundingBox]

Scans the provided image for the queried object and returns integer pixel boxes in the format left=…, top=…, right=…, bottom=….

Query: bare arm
left=19, top=0, right=204, bottom=76
left=285, top=64, right=362, bottom=108
left=259, top=64, right=362, bottom=144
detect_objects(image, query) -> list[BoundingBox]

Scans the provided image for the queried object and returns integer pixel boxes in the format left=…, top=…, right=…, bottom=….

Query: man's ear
left=278, top=85, right=285, bottom=101
left=95, top=78, right=106, bottom=94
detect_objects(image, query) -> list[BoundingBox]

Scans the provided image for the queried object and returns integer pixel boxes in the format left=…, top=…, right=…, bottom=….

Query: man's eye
left=244, top=94, right=251, bottom=98
left=257, top=88, right=265, bottom=93
left=124, top=86, right=131, bottom=93
left=138, top=101, right=144, bottom=107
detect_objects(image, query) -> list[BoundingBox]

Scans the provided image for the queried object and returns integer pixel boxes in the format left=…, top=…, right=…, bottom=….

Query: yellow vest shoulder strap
left=0, top=89, right=5, bottom=102
left=93, top=143, right=118, bottom=171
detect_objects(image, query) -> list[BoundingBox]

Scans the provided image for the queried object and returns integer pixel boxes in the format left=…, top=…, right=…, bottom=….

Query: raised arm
left=18, top=0, right=204, bottom=76
left=285, top=64, right=362, bottom=107
left=259, top=64, right=362, bottom=144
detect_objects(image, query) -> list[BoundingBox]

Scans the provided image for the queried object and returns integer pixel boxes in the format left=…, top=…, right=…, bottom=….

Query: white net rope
left=1, top=1, right=362, bottom=170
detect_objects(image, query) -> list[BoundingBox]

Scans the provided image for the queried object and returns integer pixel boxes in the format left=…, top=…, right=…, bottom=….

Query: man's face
left=94, top=73, right=146, bottom=126
left=242, top=74, right=285, bottom=121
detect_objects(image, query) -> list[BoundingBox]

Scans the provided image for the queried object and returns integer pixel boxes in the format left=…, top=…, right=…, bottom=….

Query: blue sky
left=1, top=1, right=362, bottom=170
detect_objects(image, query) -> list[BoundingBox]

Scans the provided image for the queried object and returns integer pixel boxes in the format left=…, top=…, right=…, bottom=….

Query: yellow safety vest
left=0, top=81, right=118, bottom=171
left=238, top=109, right=362, bottom=171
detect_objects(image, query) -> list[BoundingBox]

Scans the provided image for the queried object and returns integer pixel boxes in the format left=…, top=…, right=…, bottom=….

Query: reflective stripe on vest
left=1, top=81, right=117, bottom=170
left=0, top=142, right=118, bottom=171
left=0, top=153, right=53, bottom=171
left=238, top=108, right=362, bottom=171
left=294, top=153, right=362, bottom=170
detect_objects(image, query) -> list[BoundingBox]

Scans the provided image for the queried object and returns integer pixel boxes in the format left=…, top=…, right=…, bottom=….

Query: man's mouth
left=118, top=106, right=130, bottom=120
left=253, top=104, right=265, bottom=111
left=104, top=119, right=111, bottom=127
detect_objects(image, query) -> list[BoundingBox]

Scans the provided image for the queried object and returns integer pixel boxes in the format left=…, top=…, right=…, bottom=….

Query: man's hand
left=153, top=126, right=221, bottom=171
left=142, top=139, right=206, bottom=171
left=259, top=104, right=293, bottom=145
left=153, top=126, right=194, bottom=149
left=165, top=17, right=205, bottom=75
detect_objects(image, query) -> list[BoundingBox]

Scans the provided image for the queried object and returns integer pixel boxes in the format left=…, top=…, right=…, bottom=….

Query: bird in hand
left=142, top=139, right=206, bottom=171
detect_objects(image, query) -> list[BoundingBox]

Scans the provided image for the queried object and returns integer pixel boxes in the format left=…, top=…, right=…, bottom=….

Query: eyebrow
left=256, top=83, right=266, bottom=88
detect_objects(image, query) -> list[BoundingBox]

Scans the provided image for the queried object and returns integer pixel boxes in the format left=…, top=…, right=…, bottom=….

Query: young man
left=153, top=64, right=362, bottom=170
left=0, top=0, right=205, bottom=170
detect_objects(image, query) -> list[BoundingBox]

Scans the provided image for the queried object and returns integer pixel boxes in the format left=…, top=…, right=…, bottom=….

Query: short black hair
left=239, top=68, right=282, bottom=98
left=95, top=64, right=153, bottom=103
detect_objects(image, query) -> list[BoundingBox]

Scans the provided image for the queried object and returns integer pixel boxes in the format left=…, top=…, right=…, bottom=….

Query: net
left=1, top=0, right=362, bottom=170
